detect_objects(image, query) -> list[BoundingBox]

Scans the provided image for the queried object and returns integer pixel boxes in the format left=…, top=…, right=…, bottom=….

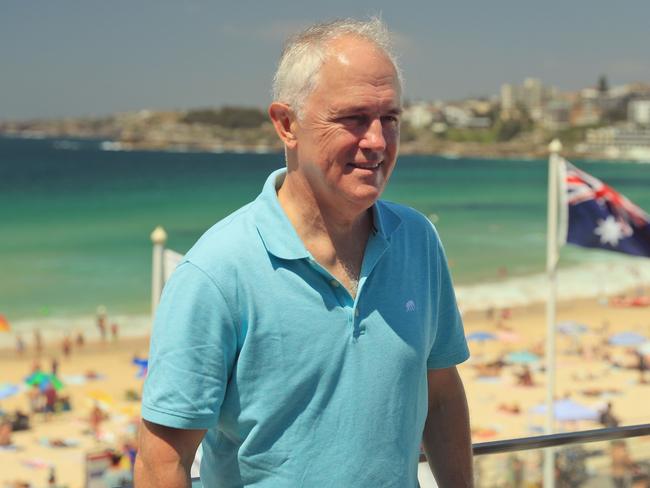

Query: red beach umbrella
left=0, top=314, right=10, bottom=332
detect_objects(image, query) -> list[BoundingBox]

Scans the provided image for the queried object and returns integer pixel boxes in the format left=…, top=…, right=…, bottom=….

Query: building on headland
left=628, top=99, right=650, bottom=126
left=542, top=100, right=571, bottom=131
left=579, top=125, right=650, bottom=161
left=402, top=102, right=435, bottom=129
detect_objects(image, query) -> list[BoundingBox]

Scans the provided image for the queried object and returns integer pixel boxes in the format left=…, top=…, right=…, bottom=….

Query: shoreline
left=3, top=256, right=650, bottom=350
left=3, top=132, right=649, bottom=164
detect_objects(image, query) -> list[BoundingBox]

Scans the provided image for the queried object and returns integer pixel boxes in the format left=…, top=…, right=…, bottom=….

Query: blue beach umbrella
left=531, top=399, right=599, bottom=422
left=132, top=357, right=148, bottom=378
left=466, top=331, right=497, bottom=343
left=0, top=384, right=20, bottom=400
left=505, top=351, right=540, bottom=364
left=608, top=332, right=646, bottom=346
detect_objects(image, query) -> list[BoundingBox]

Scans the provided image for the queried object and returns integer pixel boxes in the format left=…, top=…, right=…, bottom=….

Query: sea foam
left=456, top=259, right=650, bottom=312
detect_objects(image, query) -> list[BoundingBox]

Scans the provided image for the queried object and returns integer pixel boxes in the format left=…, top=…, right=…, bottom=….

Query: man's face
left=291, top=36, right=401, bottom=214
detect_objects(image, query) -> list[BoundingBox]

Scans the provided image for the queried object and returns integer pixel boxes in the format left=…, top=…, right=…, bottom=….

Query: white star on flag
left=593, top=216, right=624, bottom=246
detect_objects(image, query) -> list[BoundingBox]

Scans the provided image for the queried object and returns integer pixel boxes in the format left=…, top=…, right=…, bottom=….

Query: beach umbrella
left=608, top=331, right=646, bottom=346
left=557, top=321, right=589, bottom=336
left=0, top=314, right=10, bottom=332
left=466, top=331, right=497, bottom=343
left=0, top=384, right=20, bottom=400
left=25, top=372, right=64, bottom=391
left=530, top=399, right=599, bottom=422
left=132, top=357, right=148, bottom=378
left=505, top=351, right=540, bottom=364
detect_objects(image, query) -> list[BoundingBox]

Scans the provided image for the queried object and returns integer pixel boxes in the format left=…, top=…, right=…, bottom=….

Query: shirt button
left=330, top=280, right=339, bottom=287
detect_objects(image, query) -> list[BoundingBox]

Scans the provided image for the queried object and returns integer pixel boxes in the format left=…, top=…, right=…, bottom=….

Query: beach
left=2, top=291, right=649, bottom=487
left=2, top=137, right=649, bottom=486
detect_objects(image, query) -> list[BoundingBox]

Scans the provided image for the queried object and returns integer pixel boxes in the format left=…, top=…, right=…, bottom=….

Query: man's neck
left=277, top=173, right=373, bottom=297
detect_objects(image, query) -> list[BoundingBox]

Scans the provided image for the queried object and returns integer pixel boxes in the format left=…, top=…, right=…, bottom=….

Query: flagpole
left=543, top=139, right=562, bottom=488
left=150, top=226, right=168, bottom=321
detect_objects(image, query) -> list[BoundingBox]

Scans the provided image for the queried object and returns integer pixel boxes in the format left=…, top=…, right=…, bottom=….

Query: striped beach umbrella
left=25, top=372, right=64, bottom=391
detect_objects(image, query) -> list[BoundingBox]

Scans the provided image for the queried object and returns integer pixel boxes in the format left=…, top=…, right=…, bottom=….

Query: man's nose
left=359, top=118, right=386, bottom=152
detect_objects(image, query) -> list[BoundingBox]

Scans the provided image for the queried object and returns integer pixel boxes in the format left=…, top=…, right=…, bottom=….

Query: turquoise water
left=1, top=136, right=649, bottom=321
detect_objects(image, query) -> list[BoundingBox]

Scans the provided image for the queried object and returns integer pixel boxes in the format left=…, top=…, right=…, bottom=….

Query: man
left=136, top=18, right=473, bottom=487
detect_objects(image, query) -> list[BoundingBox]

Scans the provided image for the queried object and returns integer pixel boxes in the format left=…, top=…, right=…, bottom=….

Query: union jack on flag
left=561, top=160, right=650, bottom=257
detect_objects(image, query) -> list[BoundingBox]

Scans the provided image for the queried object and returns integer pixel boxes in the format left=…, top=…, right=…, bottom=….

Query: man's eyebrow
left=333, top=106, right=403, bottom=115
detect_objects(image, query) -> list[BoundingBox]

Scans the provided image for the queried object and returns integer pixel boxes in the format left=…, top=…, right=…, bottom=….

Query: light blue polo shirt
left=142, top=168, right=469, bottom=487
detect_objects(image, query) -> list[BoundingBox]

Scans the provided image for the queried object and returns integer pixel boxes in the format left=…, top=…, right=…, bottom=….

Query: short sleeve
left=141, top=261, right=238, bottom=429
left=426, top=228, right=470, bottom=369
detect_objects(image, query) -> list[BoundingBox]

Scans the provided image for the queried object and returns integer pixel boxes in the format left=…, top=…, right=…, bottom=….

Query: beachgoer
left=47, top=467, right=57, bottom=488
left=76, top=331, right=85, bottom=348
left=89, top=402, right=105, bottom=440
left=0, top=418, right=12, bottom=446
left=611, top=440, right=636, bottom=488
left=110, top=322, right=119, bottom=341
left=599, top=401, right=620, bottom=428
left=136, top=18, right=472, bottom=488
left=102, top=451, right=133, bottom=488
left=28, top=385, right=41, bottom=414
left=96, top=305, right=107, bottom=341
left=635, top=350, right=647, bottom=384
left=15, top=334, right=25, bottom=356
left=34, top=329, right=43, bottom=355
left=50, top=357, right=59, bottom=376
left=516, top=365, right=535, bottom=387
left=62, top=335, right=72, bottom=358
left=43, top=383, right=57, bottom=419
left=11, top=410, right=30, bottom=431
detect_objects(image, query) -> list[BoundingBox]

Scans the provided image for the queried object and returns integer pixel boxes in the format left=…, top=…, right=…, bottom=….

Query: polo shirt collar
left=254, top=168, right=310, bottom=260
left=254, top=168, right=403, bottom=260
left=371, top=199, right=402, bottom=240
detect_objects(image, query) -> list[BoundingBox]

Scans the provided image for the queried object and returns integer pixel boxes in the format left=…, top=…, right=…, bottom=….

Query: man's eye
left=339, top=115, right=367, bottom=125
left=381, top=115, right=399, bottom=125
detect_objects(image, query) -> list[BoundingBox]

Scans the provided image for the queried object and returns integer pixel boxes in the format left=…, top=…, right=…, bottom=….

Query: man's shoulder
left=184, top=200, right=261, bottom=267
left=378, top=200, right=438, bottom=235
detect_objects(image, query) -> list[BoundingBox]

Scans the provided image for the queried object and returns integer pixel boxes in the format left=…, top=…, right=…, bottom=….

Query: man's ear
left=268, top=102, right=298, bottom=149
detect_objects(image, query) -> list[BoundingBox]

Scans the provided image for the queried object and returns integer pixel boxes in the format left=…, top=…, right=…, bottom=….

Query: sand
left=1, top=295, right=649, bottom=487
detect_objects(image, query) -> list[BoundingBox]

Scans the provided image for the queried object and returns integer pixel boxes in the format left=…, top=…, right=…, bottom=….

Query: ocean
left=2, top=136, right=650, bottom=340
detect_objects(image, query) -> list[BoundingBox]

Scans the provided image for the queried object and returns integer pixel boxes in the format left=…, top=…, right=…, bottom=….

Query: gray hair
left=272, top=17, right=403, bottom=119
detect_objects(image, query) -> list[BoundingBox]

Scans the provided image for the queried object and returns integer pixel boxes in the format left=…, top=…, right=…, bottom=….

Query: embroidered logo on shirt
left=405, top=300, right=416, bottom=312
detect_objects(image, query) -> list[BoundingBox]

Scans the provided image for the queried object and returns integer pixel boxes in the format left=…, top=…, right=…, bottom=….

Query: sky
left=2, top=0, right=649, bottom=120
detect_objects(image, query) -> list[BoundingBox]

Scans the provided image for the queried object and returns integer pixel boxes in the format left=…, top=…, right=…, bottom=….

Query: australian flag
left=562, top=160, right=650, bottom=257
